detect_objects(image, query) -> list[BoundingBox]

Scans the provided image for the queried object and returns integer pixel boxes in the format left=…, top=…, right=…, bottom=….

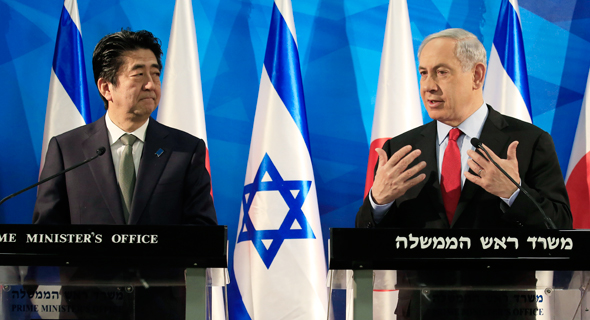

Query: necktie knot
left=448, top=128, right=462, bottom=142
left=120, top=134, right=137, bottom=146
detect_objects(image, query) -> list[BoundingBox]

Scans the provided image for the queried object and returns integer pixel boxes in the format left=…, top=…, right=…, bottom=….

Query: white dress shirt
left=370, top=103, right=519, bottom=223
left=105, top=112, right=148, bottom=181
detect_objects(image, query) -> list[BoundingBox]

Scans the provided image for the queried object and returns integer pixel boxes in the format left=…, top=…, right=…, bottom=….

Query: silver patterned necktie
left=119, top=134, right=137, bottom=223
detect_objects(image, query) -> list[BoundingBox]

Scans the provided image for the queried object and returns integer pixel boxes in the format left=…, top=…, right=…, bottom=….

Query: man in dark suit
left=356, top=28, right=572, bottom=319
left=33, top=30, right=216, bottom=319
left=34, top=29, right=216, bottom=227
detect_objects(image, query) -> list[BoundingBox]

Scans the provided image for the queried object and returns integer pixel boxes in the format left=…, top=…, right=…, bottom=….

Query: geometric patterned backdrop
left=1, top=0, right=589, bottom=316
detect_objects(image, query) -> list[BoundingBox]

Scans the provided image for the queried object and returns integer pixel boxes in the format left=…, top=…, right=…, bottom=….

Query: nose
left=421, top=74, right=438, bottom=93
left=144, top=74, right=159, bottom=90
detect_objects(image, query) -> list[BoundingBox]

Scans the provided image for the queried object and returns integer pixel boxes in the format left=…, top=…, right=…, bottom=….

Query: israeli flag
left=233, top=0, right=328, bottom=319
left=41, top=0, right=91, bottom=170
left=484, top=0, right=532, bottom=123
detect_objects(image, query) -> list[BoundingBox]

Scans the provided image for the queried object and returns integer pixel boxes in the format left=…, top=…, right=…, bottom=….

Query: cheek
left=124, top=84, right=141, bottom=98
left=125, top=90, right=137, bottom=101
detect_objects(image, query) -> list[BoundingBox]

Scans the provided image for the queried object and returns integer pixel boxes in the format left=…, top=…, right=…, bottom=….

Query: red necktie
left=441, top=128, right=462, bottom=224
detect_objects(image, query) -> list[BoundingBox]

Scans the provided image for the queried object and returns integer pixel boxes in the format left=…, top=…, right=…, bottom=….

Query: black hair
left=92, top=29, right=163, bottom=109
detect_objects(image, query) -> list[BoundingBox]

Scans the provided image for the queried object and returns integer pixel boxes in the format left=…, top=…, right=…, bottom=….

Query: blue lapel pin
left=155, top=148, right=164, bottom=157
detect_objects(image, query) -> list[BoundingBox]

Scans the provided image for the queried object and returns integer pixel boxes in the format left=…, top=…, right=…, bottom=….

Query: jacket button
left=367, top=222, right=373, bottom=228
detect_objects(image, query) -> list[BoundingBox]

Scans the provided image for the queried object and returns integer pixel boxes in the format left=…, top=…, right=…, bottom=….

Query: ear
left=472, top=62, right=486, bottom=90
left=97, top=78, right=113, bottom=102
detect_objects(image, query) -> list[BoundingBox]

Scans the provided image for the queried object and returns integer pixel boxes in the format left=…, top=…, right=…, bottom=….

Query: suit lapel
left=452, top=106, right=510, bottom=226
left=81, top=116, right=126, bottom=225
left=129, top=119, right=172, bottom=224
left=414, top=122, right=448, bottom=226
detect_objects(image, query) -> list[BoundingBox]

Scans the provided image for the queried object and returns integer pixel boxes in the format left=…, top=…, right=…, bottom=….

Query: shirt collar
left=437, top=102, right=488, bottom=145
left=105, top=111, right=149, bottom=146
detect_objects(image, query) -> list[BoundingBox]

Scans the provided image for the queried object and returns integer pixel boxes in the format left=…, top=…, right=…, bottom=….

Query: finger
left=376, top=148, right=388, bottom=168
left=398, top=161, right=427, bottom=182
left=402, top=173, right=426, bottom=189
left=395, top=149, right=422, bottom=173
left=466, top=159, right=483, bottom=174
left=471, top=159, right=482, bottom=168
left=467, top=149, right=489, bottom=168
left=506, top=141, right=519, bottom=161
left=464, top=171, right=482, bottom=186
left=387, top=145, right=413, bottom=168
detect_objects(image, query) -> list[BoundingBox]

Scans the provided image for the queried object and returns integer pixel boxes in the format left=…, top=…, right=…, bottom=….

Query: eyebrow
left=130, top=63, right=161, bottom=71
left=419, top=63, right=452, bottom=70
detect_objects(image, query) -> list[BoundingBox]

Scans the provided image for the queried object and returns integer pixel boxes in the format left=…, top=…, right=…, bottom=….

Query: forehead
left=418, top=38, right=460, bottom=68
left=119, top=49, right=159, bottom=71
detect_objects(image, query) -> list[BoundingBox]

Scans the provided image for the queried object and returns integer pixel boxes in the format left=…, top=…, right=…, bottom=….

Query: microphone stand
left=470, top=138, right=557, bottom=229
left=0, top=147, right=106, bottom=206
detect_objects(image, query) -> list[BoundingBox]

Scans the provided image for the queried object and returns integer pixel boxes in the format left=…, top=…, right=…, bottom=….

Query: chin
left=133, top=106, right=156, bottom=117
left=425, top=110, right=442, bottom=121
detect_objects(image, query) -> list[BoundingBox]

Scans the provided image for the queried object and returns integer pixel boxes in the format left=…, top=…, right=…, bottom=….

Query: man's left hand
left=465, top=141, right=520, bottom=199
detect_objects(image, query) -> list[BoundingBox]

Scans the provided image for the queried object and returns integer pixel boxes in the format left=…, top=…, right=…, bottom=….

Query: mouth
left=427, top=99, right=443, bottom=108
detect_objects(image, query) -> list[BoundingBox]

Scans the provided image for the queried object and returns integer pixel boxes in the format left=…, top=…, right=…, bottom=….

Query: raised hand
left=465, top=141, right=520, bottom=199
left=371, top=145, right=427, bottom=204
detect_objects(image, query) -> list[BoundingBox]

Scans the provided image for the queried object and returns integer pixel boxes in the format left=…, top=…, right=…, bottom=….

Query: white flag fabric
left=157, top=2, right=222, bottom=319
left=364, top=0, right=422, bottom=197
left=233, top=0, right=328, bottom=319
left=41, top=0, right=91, bottom=170
left=158, top=0, right=212, bottom=189
left=566, top=68, right=590, bottom=229
left=366, top=2, right=422, bottom=319
left=484, top=0, right=532, bottom=123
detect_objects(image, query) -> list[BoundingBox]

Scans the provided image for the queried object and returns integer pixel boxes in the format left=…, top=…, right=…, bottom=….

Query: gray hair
left=418, top=28, right=487, bottom=72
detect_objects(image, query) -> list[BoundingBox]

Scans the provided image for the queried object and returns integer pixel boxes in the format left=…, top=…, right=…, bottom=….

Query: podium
left=328, top=228, right=590, bottom=320
left=0, top=224, right=227, bottom=320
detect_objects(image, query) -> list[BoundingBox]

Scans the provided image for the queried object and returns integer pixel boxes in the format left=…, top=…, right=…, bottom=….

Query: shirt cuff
left=500, top=187, right=520, bottom=207
left=369, top=188, right=394, bottom=224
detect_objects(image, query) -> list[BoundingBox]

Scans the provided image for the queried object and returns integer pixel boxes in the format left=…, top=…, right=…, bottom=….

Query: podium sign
left=0, top=225, right=228, bottom=320
left=328, top=228, right=590, bottom=320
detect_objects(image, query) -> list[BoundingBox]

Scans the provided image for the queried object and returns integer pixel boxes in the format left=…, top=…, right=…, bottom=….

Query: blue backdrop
left=1, top=0, right=589, bottom=316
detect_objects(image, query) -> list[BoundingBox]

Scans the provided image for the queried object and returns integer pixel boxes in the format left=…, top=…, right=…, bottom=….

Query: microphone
left=0, top=147, right=106, bottom=206
left=470, top=138, right=556, bottom=229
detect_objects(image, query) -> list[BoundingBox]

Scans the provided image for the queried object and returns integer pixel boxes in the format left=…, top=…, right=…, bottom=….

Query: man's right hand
left=371, top=145, right=427, bottom=204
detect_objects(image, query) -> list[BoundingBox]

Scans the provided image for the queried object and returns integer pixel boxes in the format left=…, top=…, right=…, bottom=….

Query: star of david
left=237, top=153, right=316, bottom=269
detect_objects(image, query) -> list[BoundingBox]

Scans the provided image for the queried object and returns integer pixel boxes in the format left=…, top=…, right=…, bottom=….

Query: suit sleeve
left=181, top=139, right=217, bottom=226
left=502, top=132, right=573, bottom=229
left=33, top=137, right=71, bottom=224
left=356, top=140, right=394, bottom=228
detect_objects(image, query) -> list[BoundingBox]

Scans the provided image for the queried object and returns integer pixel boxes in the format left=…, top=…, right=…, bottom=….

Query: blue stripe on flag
left=53, top=5, right=91, bottom=124
left=228, top=269, right=253, bottom=320
left=263, top=3, right=311, bottom=152
left=493, top=0, right=532, bottom=116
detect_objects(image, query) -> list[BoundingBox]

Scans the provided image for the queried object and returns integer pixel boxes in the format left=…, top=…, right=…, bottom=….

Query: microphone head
left=471, top=138, right=482, bottom=148
left=96, top=147, right=106, bottom=156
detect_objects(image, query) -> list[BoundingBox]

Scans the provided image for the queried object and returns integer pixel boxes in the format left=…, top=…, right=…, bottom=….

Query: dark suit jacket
left=32, top=116, right=216, bottom=319
left=356, top=106, right=572, bottom=320
left=33, top=115, right=216, bottom=226
left=356, top=106, right=571, bottom=230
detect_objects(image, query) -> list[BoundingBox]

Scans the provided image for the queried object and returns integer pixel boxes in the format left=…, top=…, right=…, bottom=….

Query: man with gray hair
left=356, top=28, right=571, bottom=319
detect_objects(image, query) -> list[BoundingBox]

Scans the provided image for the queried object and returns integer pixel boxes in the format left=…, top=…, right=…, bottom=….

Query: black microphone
left=0, top=147, right=106, bottom=206
left=470, top=138, right=556, bottom=229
